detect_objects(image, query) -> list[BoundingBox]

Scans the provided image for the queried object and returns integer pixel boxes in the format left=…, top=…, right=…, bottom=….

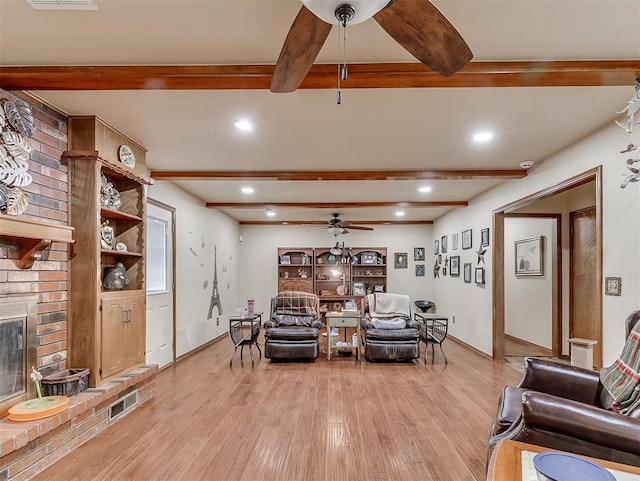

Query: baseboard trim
left=448, top=335, right=493, bottom=360
left=504, top=334, right=552, bottom=356
left=175, top=333, right=227, bottom=364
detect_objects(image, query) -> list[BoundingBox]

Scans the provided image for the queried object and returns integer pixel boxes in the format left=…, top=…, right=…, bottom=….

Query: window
left=146, top=216, right=168, bottom=293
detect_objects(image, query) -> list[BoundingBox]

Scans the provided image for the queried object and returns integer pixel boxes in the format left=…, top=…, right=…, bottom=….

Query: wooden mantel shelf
left=0, top=215, right=74, bottom=269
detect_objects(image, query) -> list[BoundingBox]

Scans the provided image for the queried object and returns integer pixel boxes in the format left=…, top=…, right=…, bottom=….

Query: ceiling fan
left=270, top=0, right=473, bottom=93
left=324, top=213, right=374, bottom=235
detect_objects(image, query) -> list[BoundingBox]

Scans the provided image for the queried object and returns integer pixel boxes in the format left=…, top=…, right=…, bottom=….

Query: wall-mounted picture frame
left=441, top=235, right=448, bottom=253
left=437, top=254, right=442, bottom=265
left=361, top=252, right=377, bottom=264
left=280, top=254, right=291, bottom=265
left=352, top=281, right=366, bottom=296
left=452, top=233, right=459, bottom=250
left=462, top=229, right=472, bottom=250
left=433, top=239, right=440, bottom=255
left=394, top=252, right=408, bottom=269
left=415, top=264, right=425, bottom=277
left=463, top=263, right=472, bottom=283
left=450, top=256, right=460, bottom=277
left=475, top=267, right=485, bottom=284
left=515, top=236, right=544, bottom=276
left=481, top=228, right=490, bottom=247
left=605, top=277, right=622, bottom=296
left=414, top=247, right=425, bottom=261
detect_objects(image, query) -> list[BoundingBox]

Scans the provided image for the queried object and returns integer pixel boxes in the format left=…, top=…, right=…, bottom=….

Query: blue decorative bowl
left=533, top=452, right=616, bottom=481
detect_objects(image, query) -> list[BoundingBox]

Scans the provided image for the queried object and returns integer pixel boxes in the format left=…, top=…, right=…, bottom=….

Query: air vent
left=108, top=390, right=138, bottom=423
left=25, top=0, right=98, bottom=10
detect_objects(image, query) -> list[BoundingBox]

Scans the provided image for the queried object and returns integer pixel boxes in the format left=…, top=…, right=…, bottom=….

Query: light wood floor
left=33, top=337, right=522, bottom=481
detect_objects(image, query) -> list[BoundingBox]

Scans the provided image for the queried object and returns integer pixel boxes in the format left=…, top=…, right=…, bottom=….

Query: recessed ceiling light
left=395, top=211, right=405, bottom=217
left=266, top=209, right=276, bottom=217
left=234, top=120, right=253, bottom=131
left=241, top=187, right=254, bottom=194
left=418, top=186, right=432, bottom=193
left=473, top=131, right=494, bottom=142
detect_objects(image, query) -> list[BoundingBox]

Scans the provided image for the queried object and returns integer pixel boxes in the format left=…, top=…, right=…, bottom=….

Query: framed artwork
left=441, top=235, right=448, bottom=253
left=352, top=281, right=366, bottom=296
left=280, top=254, right=291, bottom=264
left=361, top=252, right=377, bottom=264
left=463, top=263, right=472, bottom=283
left=475, top=267, right=485, bottom=284
left=515, top=236, right=544, bottom=276
left=452, top=233, right=459, bottom=250
left=394, top=252, right=408, bottom=269
left=437, top=254, right=442, bottom=265
left=481, top=228, right=490, bottom=247
left=450, top=256, right=460, bottom=277
left=462, top=229, right=472, bottom=250
left=434, top=239, right=440, bottom=255
left=414, top=247, right=425, bottom=261
left=415, top=264, right=425, bottom=277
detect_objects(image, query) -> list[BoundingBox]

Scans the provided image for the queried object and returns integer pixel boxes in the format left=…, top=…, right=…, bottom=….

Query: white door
left=146, top=201, right=175, bottom=368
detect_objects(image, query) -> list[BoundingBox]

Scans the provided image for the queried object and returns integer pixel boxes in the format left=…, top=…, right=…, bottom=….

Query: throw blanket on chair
left=275, top=291, right=318, bottom=316
left=367, top=293, right=410, bottom=318
left=600, top=320, right=640, bottom=415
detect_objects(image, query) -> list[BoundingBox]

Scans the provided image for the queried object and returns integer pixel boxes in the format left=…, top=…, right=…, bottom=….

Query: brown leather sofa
left=361, top=293, right=420, bottom=361
left=263, top=292, right=321, bottom=361
left=487, top=311, right=640, bottom=468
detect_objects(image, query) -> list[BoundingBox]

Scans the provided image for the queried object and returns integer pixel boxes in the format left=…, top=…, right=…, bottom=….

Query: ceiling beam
left=205, top=201, right=467, bottom=208
left=239, top=220, right=433, bottom=225
left=1, top=61, right=638, bottom=90
left=151, top=169, right=526, bottom=181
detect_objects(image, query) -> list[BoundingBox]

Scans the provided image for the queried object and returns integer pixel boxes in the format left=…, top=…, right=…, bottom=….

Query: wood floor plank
left=30, top=337, right=522, bottom=481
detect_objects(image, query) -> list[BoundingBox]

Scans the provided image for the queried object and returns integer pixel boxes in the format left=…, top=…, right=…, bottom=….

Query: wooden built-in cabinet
left=351, top=248, right=387, bottom=295
left=65, top=116, right=151, bottom=387
left=277, top=248, right=314, bottom=293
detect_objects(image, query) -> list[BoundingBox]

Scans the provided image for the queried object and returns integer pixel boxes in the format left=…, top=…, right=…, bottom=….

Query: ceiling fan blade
left=373, top=0, right=472, bottom=77
left=270, top=6, right=332, bottom=93
left=345, top=225, right=374, bottom=231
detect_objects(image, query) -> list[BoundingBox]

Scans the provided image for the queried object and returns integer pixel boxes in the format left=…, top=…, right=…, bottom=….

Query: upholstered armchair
left=361, top=293, right=420, bottom=361
left=263, top=291, right=322, bottom=361
left=487, top=310, right=640, bottom=468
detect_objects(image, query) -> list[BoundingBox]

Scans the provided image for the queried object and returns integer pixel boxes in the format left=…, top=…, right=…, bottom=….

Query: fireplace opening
left=0, top=295, right=37, bottom=416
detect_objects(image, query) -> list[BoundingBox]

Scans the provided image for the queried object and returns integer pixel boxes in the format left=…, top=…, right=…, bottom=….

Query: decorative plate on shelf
left=336, top=285, right=348, bottom=296
left=118, top=145, right=136, bottom=168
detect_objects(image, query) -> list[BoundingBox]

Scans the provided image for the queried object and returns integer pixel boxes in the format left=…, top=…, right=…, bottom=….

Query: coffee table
left=487, top=440, right=640, bottom=480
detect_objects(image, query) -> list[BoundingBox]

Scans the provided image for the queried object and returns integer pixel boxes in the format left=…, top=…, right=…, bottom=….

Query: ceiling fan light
left=328, top=226, right=343, bottom=236
left=330, top=242, right=343, bottom=255
left=301, top=0, right=389, bottom=26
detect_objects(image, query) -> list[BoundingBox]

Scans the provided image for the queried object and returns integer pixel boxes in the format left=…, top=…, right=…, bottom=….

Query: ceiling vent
left=25, top=0, right=98, bottom=10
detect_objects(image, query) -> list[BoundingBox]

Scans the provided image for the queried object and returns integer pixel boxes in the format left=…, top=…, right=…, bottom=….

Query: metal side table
left=229, top=312, right=262, bottom=367
left=414, top=312, right=449, bottom=364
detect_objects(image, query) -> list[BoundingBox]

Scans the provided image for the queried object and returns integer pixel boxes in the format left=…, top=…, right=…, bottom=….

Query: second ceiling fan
left=270, top=0, right=473, bottom=93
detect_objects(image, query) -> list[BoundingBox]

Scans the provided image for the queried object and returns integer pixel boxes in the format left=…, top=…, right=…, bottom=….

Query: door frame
left=147, top=197, right=177, bottom=367
left=492, top=166, right=602, bottom=361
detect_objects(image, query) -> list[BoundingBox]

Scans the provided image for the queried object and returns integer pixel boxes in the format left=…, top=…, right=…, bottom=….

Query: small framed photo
left=361, top=252, right=377, bottom=264
left=374, top=285, right=384, bottom=292
left=481, top=228, right=490, bottom=247
left=605, top=277, right=622, bottom=296
left=450, top=256, right=460, bottom=277
left=462, top=229, right=472, bottom=250
left=452, top=233, right=459, bottom=251
left=414, top=247, right=425, bottom=261
left=280, top=254, right=291, bottom=264
left=475, top=267, right=485, bottom=284
left=415, top=264, right=425, bottom=277
left=394, top=252, right=408, bottom=269
left=352, top=281, right=366, bottom=296
left=437, top=254, right=442, bottom=265
left=441, top=235, right=448, bottom=253
left=434, top=239, right=440, bottom=255
left=463, top=263, right=472, bottom=283
left=515, top=236, right=544, bottom=276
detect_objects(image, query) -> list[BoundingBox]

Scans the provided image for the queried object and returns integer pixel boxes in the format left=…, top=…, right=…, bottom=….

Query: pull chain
left=336, top=18, right=348, bottom=105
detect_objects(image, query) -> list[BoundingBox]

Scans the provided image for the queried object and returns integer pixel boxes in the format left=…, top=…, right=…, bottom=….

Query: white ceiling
left=1, top=0, right=639, bottom=226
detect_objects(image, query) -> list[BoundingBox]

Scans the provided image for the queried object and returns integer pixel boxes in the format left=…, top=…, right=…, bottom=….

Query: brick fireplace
left=0, top=90, right=156, bottom=481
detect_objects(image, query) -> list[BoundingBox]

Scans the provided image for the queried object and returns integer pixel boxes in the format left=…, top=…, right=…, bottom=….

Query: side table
left=229, top=312, right=262, bottom=367
left=325, top=311, right=360, bottom=361
left=413, top=312, right=449, bottom=364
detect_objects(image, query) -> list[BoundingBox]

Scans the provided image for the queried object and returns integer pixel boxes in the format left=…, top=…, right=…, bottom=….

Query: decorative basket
left=41, top=368, right=90, bottom=397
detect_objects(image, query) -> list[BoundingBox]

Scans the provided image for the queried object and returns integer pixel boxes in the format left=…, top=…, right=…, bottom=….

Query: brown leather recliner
left=263, top=292, right=321, bottom=361
left=361, top=293, right=420, bottom=361
left=487, top=311, right=640, bottom=468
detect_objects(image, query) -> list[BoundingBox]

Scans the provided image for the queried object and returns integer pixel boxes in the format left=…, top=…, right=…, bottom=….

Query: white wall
left=504, top=218, right=555, bottom=349
left=433, top=122, right=640, bottom=365
left=148, top=181, right=240, bottom=357
left=237, top=224, right=434, bottom=318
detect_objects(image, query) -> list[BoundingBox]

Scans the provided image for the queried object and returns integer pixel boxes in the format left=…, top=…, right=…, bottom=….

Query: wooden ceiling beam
left=1, top=60, right=638, bottom=90
left=239, top=220, right=433, bottom=225
left=151, top=169, right=526, bottom=181
left=205, top=201, right=467, bottom=208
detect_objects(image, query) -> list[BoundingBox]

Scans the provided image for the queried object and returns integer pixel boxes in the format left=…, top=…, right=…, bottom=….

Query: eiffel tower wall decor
left=208, top=245, right=223, bottom=318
